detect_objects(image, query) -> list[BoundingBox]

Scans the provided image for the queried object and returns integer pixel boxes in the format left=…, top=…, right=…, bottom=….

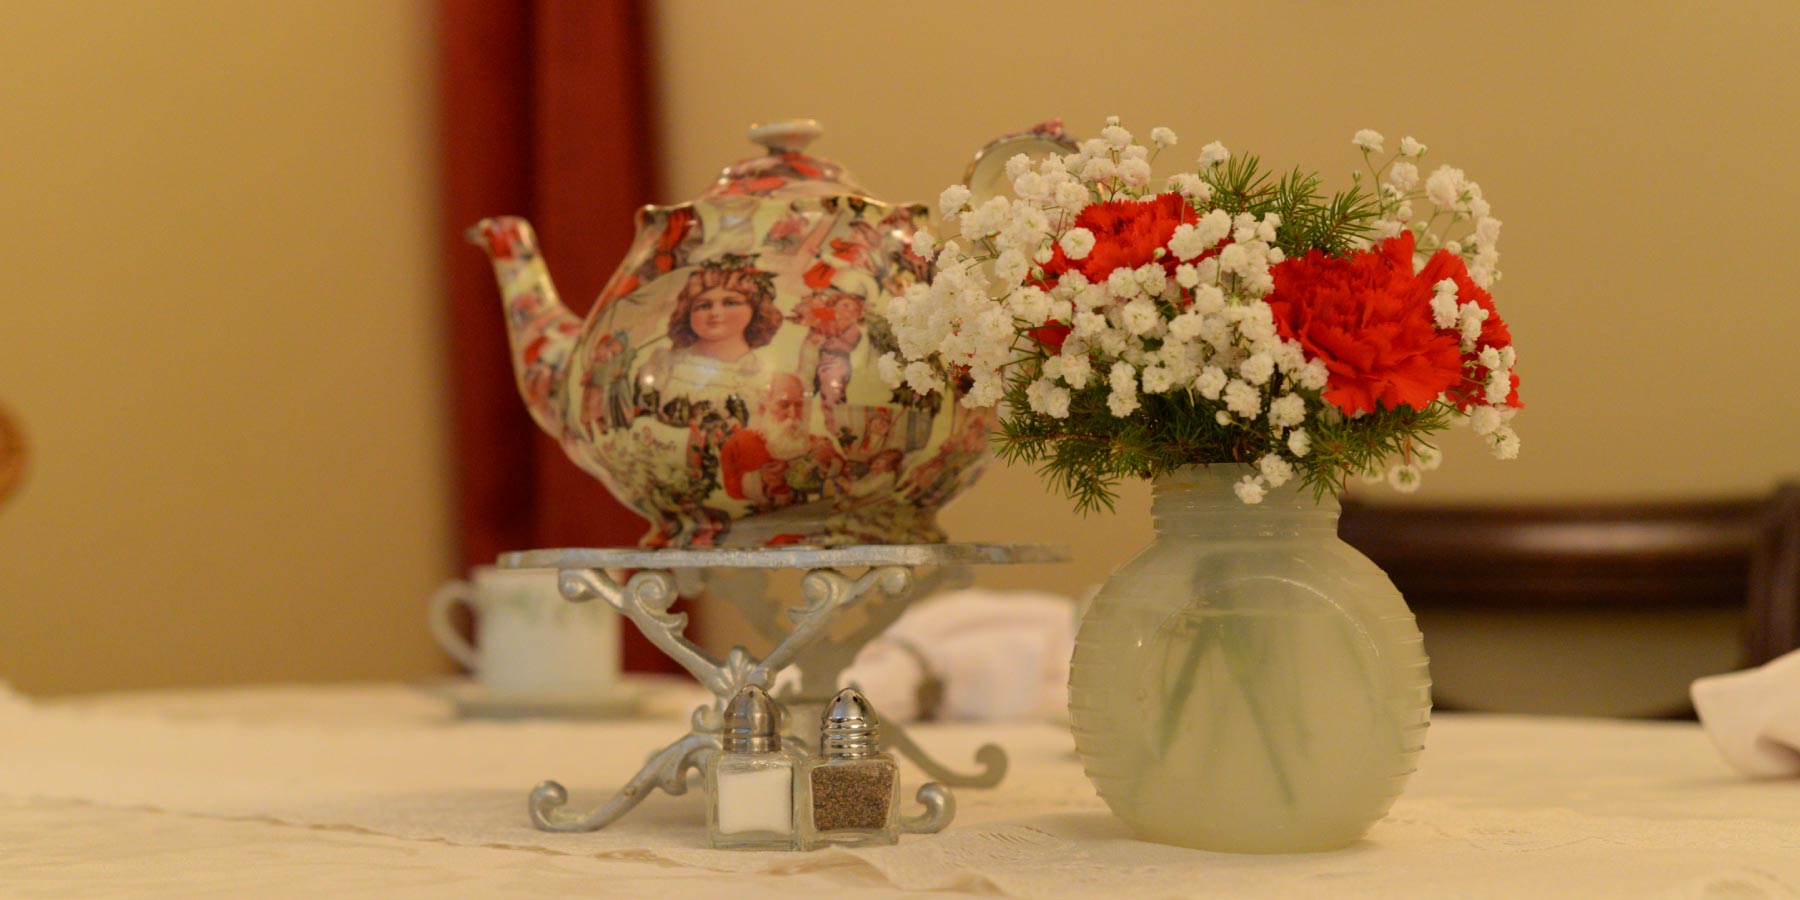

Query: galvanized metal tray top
left=498, top=543, right=1070, bottom=571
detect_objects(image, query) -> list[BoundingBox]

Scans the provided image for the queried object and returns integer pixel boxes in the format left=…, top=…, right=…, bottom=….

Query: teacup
left=428, top=566, right=620, bottom=697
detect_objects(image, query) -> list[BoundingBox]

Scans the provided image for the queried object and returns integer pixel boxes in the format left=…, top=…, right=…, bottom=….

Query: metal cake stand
left=498, top=543, right=1068, bottom=835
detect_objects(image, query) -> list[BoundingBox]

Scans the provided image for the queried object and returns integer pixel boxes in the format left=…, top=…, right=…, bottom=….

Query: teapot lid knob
left=748, top=119, right=823, bottom=154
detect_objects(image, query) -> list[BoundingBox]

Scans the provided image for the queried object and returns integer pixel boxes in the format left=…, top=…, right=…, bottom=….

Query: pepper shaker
left=798, top=687, right=901, bottom=848
left=706, top=684, right=798, bottom=849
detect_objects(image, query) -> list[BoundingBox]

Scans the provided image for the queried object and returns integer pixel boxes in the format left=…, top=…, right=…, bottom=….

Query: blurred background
left=2, top=1, right=1797, bottom=703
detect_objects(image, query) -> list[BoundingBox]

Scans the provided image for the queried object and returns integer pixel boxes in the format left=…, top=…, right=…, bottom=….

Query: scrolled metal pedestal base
left=500, top=543, right=1065, bottom=837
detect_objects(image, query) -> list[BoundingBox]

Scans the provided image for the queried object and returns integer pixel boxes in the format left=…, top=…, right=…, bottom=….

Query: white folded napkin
left=840, top=589, right=1079, bottom=723
left=1691, top=648, right=1800, bottom=777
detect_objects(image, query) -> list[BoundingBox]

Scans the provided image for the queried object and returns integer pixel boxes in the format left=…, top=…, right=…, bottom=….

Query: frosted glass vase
left=1067, top=464, right=1431, bottom=853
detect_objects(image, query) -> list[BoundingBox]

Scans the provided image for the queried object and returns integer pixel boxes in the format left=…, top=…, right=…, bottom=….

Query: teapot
left=469, top=120, right=1072, bottom=549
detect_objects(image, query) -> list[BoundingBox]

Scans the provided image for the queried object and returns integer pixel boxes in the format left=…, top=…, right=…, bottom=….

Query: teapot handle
left=964, top=120, right=1080, bottom=207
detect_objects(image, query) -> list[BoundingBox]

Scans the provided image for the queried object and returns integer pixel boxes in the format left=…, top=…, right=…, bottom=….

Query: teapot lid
left=699, top=119, right=870, bottom=201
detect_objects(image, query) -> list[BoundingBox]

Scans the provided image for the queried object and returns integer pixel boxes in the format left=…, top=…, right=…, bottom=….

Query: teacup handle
left=428, top=580, right=481, bottom=671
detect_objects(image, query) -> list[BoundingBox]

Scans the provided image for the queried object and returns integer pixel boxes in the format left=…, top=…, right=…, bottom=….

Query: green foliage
left=1202, top=154, right=1380, bottom=258
left=994, top=364, right=1452, bottom=515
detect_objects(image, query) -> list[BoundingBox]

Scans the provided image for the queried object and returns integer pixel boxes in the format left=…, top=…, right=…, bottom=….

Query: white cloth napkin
left=839, top=589, right=1078, bottom=723
left=1691, top=648, right=1800, bottom=776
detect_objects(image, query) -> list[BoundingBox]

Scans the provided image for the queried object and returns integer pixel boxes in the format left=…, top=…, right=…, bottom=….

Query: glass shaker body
left=797, top=750, right=901, bottom=848
left=707, top=748, right=799, bottom=850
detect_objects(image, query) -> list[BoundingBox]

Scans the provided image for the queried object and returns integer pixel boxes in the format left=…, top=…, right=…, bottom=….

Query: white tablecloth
left=2, top=682, right=1796, bottom=899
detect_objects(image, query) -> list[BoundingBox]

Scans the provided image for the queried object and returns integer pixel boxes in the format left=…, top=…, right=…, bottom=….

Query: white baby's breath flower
left=1168, top=310, right=1205, bottom=342
left=1469, top=405, right=1503, bottom=436
left=1072, top=311, right=1108, bottom=341
left=1101, top=124, right=1133, bottom=150
left=1011, top=171, right=1048, bottom=203
left=1430, top=279, right=1459, bottom=329
left=1475, top=216, right=1502, bottom=248
left=1059, top=351, right=1092, bottom=389
left=1195, top=365, right=1227, bottom=400
left=1174, top=263, right=1200, bottom=289
left=1217, top=243, right=1249, bottom=275
left=1386, top=161, right=1420, bottom=192
left=1141, top=364, right=1175, bottom=393
left=1191, top=283, right=1226, bottom=314
left=1134, top=262, right=1167, bottom=300
left=1224, top=378, right=1262, bottom=418
left=1059, top=227, right=1096, bottom=261
left=1106, top=267, right=1141, bottom=300
left=1199, top=141, right=1230, bottom=167
left=1268, top=392, right=1305, bottom=428
left=877, top=351, right=904, bottom=388
left=1400, top=136, right=1426, bottom=158
left=1287, top=428, right=1311, bottom=458
left=1414, top=442, right=1443, bottom=471
left=1118, top=157, right=1152, bottom=187
left=1165, top=172, right=1209, bottom=201
left=910, top=229, right=936, bottom=258
left=1234, top=475, right=1267, bottom=504
left=939, top=184, right=971, bottom=218
left=1004, top=153, right=1033, bottom=181
left=1258, top=453, right=1294, bottom=488
left=1239, top=352, right=1275, bottom=386
left=1256, top=212, right=1281, bottom=242
left=1297, top=359, right=1329, bottom=391
left=1486, top=370, right=1512, bottom=406
left=1120, top=298, right=1160, bottom=336
left=1107, top=361, right=1140, bottom=417
left=1151, top=126, right=1178, bottom=149
left=903, top=360, right=943, bottom=395
left=1193, top=208, right=1232, bottom=251
left=993, top=249, right=1030, bottom=286
left=1054, top=181, right=1090, bottom=211
left=1387, top=463, right=1422, bottom=493
left=1025, top=377, right=1072, bottom=419
left=1458, top=301, right=1489, bottom=350
left=1353, top=129, right=1385, bottom=154
left=1490, top=426, right=1521, bottom=460
left=1080, top=157, right=1117, bottom=182
left=1425, top=165, right=1466, bottom=208
left=1168, top=223, right=1209, bottom=262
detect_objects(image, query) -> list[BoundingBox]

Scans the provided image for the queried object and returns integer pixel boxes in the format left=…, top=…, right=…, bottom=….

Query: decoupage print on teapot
left=468, top=121, right=1063, bottom=549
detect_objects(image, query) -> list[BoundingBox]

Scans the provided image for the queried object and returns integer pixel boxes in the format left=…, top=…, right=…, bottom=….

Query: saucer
left=425, top=678, right=653, bottom=720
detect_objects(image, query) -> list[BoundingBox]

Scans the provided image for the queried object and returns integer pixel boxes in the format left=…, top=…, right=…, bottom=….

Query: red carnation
left=1039, top=193, right=1197, bottom=285
left=1416, top=250, right=1522, bottom=410
left=1027, top=321, right=1071, bottom=354
left=1265, top=232, right=1465, bottom=416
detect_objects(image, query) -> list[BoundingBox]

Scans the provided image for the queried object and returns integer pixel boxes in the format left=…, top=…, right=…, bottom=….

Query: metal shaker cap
left=820, top=687, right=882, bottom=759
left=722, top=684, right=780, bottom=753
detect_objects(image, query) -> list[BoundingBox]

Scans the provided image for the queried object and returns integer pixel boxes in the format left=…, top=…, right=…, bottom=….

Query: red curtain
left=438, top=0, right=673, bottom=672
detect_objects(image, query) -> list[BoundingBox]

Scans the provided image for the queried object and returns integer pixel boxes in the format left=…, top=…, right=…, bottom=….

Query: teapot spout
left=467, top=216, right=583, bottom=442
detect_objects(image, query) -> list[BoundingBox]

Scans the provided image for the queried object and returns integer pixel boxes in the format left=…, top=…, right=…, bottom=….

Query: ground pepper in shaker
left=706, top=684, right=798, bottom=850
left=798, top=687, right=901, bottom=848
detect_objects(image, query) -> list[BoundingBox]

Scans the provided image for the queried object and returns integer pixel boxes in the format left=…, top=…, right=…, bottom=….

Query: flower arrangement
left=879, top=119, right=1521, bottom=510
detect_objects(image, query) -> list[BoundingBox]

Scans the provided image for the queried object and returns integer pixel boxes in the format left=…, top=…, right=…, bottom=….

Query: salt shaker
left=706, top=684, right=798, bottom=850
left=798, top=687, right=901, bottom=848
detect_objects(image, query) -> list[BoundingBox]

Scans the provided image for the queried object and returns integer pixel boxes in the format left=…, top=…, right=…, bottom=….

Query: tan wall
left=0, top=1, right=454, bottom=695
left=3, top=1, right=1795, bottom=697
